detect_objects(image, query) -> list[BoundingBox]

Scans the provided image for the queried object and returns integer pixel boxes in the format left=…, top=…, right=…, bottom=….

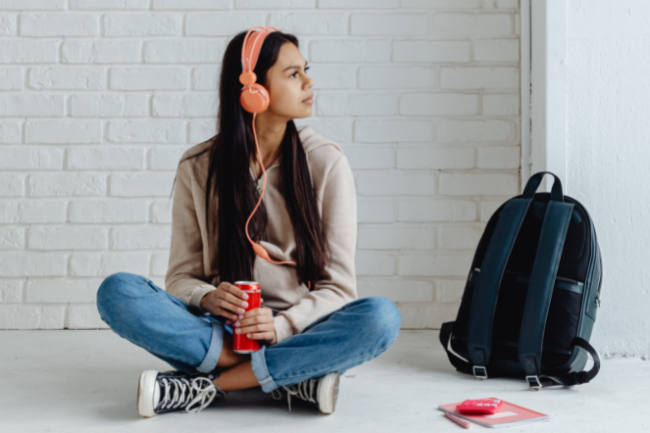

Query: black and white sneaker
left=137, top=369, right=228, bottom=418
left=271, top=371, right=340, bottom=414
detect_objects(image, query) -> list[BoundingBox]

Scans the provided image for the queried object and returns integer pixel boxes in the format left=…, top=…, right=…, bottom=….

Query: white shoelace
left=156, top=376, right=218, bottom=414
left=271, top=378, right=318, bottom=412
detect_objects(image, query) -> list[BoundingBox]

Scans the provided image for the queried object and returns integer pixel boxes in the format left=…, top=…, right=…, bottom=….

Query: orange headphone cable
left=244, top=112, right=312, bottom=290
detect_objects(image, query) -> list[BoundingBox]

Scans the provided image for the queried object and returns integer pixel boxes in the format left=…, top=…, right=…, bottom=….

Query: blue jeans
left=96, top=272, right=402, bottom=393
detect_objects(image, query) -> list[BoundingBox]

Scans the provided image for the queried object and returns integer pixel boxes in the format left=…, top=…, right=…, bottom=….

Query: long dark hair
left=169, top=29, right=330, bottom=291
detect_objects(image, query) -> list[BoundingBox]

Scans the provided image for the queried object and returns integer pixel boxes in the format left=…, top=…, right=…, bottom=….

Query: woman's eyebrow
left=283, top=60, right=308, bottom=72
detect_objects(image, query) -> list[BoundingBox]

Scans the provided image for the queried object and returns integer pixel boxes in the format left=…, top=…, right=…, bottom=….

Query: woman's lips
left=302, top=97, right=314, bottom=104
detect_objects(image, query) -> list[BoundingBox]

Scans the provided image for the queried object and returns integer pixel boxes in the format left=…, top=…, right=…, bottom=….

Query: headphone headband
left=240, top=26, right=279, bottom=76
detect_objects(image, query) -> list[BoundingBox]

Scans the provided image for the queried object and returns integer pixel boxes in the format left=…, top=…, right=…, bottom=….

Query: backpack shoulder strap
left=517, top=199, right=574, bottom=387
left=466, top=197, right=532, bottom=378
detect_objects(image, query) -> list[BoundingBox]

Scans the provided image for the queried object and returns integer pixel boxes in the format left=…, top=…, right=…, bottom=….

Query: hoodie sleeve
left=165, top=156, right=216, bottom=315
left=272, top=153, right=358, bottom=344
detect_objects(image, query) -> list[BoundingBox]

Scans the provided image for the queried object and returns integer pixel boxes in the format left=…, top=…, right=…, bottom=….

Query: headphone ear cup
left=240, top=83, right=270, bottom=114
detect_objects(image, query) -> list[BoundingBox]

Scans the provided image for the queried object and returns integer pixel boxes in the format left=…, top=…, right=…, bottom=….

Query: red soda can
left=232, top=281, right=261, bottom=354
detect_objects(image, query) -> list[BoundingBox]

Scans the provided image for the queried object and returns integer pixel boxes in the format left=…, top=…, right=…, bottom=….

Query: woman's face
left=262, top=42, right=314, bottom=120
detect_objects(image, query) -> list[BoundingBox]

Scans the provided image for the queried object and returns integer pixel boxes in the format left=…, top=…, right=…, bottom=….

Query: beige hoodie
left=164, top=125, right=358, bottom=345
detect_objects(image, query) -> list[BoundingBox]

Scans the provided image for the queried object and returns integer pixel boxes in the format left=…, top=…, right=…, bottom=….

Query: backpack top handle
left=522, top=171, right=565, bottom=202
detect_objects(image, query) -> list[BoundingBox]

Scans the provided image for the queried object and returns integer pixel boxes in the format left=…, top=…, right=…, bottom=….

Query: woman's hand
left=233, top=303, right=277, bottom=345
left=199, top=281, right=250, bottom=322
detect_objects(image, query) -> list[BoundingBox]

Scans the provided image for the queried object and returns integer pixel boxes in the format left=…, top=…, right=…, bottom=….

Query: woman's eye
left=291, top=67, right=310, bottom=78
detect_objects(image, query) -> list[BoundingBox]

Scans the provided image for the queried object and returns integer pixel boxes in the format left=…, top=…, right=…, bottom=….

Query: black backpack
left=439, top=172, right=602, bottom=390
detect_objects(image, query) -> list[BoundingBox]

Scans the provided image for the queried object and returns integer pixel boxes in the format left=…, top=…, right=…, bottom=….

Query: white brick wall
left=0, top=0, right=520, bottom=330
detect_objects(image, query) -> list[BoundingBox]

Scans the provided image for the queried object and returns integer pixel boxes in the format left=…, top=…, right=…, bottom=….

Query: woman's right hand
left=199, top=281, right=249, bottom=325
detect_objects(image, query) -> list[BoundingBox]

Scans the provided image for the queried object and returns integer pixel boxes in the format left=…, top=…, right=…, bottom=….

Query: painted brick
left=401, top=0, right=480, bottom=7
left=0, top=67, right=22, bottom=89
left=0, top=252, right=66, bottom=277
left=0, top=0, right=65, bottom=9
left=25, top=119, right=102, bottom=144
left=154, top=0, right=230, bottom=8
left=26, top=277, right=104, bottom=303
left=70, top=252, right=150, bottom=276
left=29, top=67, right=106, bottom=90
left=355, top=251, right=396, bottom=276
left=111, top=225, right=171, bottom=250
left=0, top=121, right=20, bottom=143
left=437, top=119, right=516, bottom=142
left=68, top=199, right=148, bottom=223
left=0, top=174, right=24, bottom=196
left=392, top=40, right=471, bottom=63
left=0, top=226, right=24, bottom=249
left=62, top=40, right=141, bottom=63
left=474, top=38, right=519, bottom=62
left=351, top=13, right=428, bottom=35
left=150, top=200, right=173, bottom=223
left=358, top=226, right=435, bottom=250
left=110, top=67, right=189, bottom=90
left=70, top=0, right=149, bottom=9
left=185, top=12, right=265, bottom=36
left=29, top=226, right=108, bottom=250
left=399, top=199, right=478, bottom=222
left=103, top=13, right=182, bottom=36
left=68, top=304, right=109, bottom=329
left=0, top=39, right=57, bottom=63
left=109, top=173, right=175, bottom=197
left=0, top=279, right=22, bottom=303
left=399, top=253, right=473, bottom=277
left=439, top=173, right=518, bottom=196
left=441, top=66, right=519, bottom=89
left=397, top=147, right=474, bottom=169
left=28, top=173, right=106, bottom=197
left=355, top=120, right=434, bottom=143
left=482, top=93, right=519, bottom=115
left=69, top=93, right=149, bottom=117
left=477, top=145, right=520, bottom=169
left=68, top=147, right=145, bottom=171
left=152, top=94, right=219, bottom=117
left=0, top=200, right=66, bottom=224
left=480, top=199, right=506, bottom=222
left=357, top=279, right=435, bottom=303
left=400, top=93, right=479, bottom=116
left=437, top=279, right=466, bottom=302
left=0, top=94, right=65, bottom=116
left=0, top=147, right=64, bottom=170
left=269, top=12, right=348, bottom=35
left=345, top=147, right=395, bottom=169
left=151, top=252, right=170, bottom=276
left=107, top=120, right=186, bottom=143
left=358, top=200, right=396, bottom=223
left=438, top=226, right=483, bottom=249
left=432, top=13, right=513, bottom=37
left=20, top=13, right=98, bottom=37
left=308, top=65, right=356, bottom=89
left=193, top=66, right=221, bottom=90
left=144, top=39, right=225, bottom=63
left=357, top=171, right=436, bottom=196
left=359, top=66, right=436, bottom=89
left=317, top=93, right=398, bottom=116
left=311, top=39, right=391, bottom=63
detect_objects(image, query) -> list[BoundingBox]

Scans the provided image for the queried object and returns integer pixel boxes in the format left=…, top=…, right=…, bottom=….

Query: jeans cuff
left=251, top=345, right=279, bottom=393
left=196, top=320, right=224, bottom=373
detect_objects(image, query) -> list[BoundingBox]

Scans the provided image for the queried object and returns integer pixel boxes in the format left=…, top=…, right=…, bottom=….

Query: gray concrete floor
left=0, top=329, right=647, bottom=432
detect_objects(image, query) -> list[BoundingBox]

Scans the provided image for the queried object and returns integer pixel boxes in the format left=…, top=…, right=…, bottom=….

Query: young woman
left=96, top=27, right=401, bottom=418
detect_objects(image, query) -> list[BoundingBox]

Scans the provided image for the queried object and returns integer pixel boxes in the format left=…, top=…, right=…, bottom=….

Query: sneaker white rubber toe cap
left=317, top=371, right=340, bottom=415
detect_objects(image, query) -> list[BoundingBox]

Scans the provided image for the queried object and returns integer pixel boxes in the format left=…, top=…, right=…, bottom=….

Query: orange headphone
left=239, top=25, right=311, bottom=291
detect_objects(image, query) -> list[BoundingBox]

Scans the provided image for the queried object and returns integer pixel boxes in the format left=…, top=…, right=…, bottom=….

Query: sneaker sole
left=137, top=370, right=159, bottom=418
left=317, top=371, right=340, bottom=415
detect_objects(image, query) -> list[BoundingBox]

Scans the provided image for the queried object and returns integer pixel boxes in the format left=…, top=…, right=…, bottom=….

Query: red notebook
left=438, top=398, right=550, bottom=428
